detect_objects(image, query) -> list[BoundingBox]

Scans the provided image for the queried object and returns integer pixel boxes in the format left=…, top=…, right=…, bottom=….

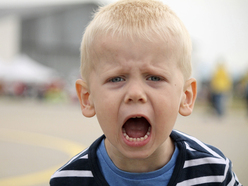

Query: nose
left=124, top=81, right=147, bottom=104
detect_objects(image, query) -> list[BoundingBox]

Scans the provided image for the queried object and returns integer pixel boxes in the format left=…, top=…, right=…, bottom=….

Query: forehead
left=91, top=33, right=180, bottom=68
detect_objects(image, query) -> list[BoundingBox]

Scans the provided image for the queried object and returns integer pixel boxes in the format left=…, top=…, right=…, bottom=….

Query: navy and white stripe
left=50, top=131, right=242, bottom=186
left=173, top=130, right=241, bottom=186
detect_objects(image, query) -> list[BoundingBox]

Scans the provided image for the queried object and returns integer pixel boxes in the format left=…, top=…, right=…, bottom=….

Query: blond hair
left=80, top=0, right=192, bottom=81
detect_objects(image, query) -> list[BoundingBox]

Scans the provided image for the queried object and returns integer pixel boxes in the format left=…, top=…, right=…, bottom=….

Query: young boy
left=50, top=0, right=241, bottom=185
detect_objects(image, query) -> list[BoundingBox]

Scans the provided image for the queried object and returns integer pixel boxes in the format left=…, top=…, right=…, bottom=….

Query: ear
left=179, top=78, right=197, bottom=116
left=75, top=79, right=96, bottom=117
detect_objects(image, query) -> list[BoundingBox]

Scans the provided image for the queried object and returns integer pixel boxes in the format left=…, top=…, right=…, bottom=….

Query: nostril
left=124, top=83, right=147, bottom=103
left=125, top=95, right=147, bottom=103
left=138, top=97, right=146, bottom=103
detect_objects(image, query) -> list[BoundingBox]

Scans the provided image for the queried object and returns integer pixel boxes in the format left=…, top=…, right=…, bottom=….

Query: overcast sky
left=1, top=0, right=248, bottom=79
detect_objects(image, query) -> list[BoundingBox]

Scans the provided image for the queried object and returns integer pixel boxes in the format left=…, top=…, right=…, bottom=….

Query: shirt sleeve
left=222, top=159, right=242, bottom=186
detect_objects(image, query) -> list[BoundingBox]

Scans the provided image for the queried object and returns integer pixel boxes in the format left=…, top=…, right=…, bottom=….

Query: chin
left=121, top=146, right=154, bottom=160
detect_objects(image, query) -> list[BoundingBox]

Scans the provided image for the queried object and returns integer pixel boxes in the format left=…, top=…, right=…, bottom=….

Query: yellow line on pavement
left=0, top=128, right=85, bottom=186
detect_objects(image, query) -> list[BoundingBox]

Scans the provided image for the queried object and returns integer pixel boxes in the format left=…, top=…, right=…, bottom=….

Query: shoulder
left=49, top=135, right=106, bottom=186
left=170, top=130, right=242, bottom=186
left=171, top=130, right=226, bottom=159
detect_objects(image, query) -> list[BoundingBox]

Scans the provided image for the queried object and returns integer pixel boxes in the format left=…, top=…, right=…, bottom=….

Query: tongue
left=124, top=118, right=150, bottom=138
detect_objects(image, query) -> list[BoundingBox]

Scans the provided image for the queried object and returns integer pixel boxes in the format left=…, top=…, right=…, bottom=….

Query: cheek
left=94, top=97, right=118, bottom=117
left=152, top=92, right=182, bottom=132
left=154, top=91, right=181, bottom=115
left=92, top=93, right=119, bottom=131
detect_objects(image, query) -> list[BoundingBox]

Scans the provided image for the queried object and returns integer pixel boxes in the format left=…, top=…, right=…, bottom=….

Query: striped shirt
left=50, top=130, right=242, bottom=186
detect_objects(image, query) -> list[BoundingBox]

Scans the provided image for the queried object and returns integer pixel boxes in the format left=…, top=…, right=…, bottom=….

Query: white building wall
left=0, top=15, right=20, bottom=62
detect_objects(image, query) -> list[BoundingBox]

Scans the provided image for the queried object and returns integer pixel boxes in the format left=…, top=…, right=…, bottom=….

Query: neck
left=105, top=137, right=175, bottom=173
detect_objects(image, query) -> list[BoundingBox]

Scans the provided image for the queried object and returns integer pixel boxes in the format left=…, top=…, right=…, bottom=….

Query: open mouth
left=122, top=116, right=151, bottom=142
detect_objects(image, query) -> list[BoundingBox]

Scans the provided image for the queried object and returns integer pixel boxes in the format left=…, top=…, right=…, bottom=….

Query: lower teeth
left=123, top=127, right=151, bottom=142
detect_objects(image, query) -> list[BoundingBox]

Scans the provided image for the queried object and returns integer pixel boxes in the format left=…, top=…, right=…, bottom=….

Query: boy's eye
left=109, top=77, right=125, bottom=82
left=147, top=76, right=162, bottom=81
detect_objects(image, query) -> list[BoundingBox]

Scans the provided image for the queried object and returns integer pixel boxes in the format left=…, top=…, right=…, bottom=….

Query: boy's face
left=77, top=34, right=196, bottom=169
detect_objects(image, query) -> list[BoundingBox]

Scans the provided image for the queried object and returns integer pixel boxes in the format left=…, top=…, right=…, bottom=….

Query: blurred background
left=0, top=0, right=247, bottom=185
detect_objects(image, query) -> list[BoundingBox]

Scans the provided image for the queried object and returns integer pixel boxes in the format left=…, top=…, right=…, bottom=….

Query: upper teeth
left=132, top=116, right=142, bottom=118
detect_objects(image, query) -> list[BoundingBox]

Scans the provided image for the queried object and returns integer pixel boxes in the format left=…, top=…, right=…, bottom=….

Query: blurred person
left=50, top=0, right=241, bottom=185
left=13, top=81, right=27, bottom=97
left=210, top=62, right=232, bottom=116
left=246, top=79, right=248, bottom=116
left=0, top=80, right=3, bottom=95
left=241, top=69, right=248, bottom=116
left=45, top=78, right=67, bottom=103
